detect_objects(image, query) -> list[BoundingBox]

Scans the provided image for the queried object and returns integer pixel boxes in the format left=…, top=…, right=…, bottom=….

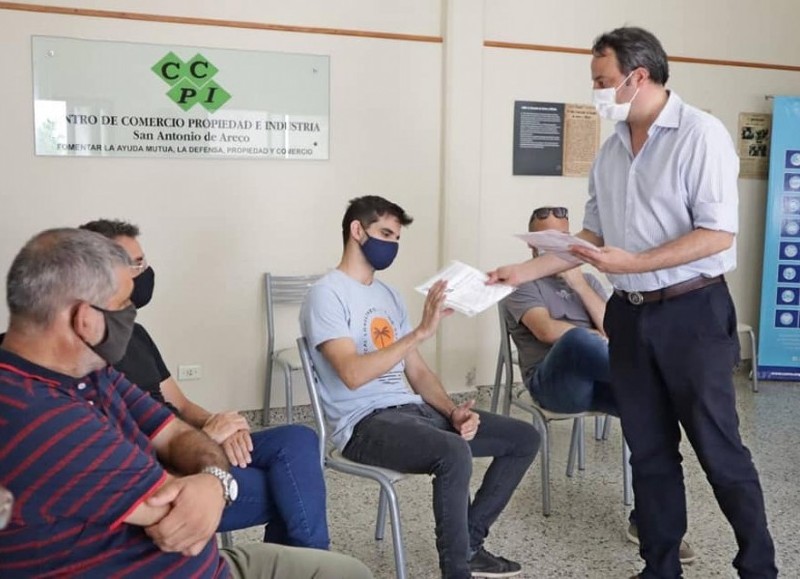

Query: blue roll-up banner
left=757, top=96, right=800, bottom=380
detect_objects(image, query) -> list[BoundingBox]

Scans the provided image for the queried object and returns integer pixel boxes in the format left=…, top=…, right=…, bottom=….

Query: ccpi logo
left=152, top=52, right=231, bottom=112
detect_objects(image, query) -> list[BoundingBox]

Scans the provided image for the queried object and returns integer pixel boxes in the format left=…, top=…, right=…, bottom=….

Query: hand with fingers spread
left=222, top=429, right=254, bottom=468
left=414, top=280, right=453, bottom=342
left=144, top=474, right=225, bottom=556
left=202, top=411, right=250, bottom=444
left=449, top=400, right=480, bottom=441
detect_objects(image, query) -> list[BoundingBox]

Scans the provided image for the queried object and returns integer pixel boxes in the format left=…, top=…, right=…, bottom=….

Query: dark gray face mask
left=87, top=304, right=137, bottom=365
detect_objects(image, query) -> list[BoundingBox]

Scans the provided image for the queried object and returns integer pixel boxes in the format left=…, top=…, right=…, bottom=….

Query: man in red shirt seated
left=0, top=228, right=371, bottom=579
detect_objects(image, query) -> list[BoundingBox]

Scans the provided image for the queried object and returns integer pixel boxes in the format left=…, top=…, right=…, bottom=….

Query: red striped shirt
left=0, top=348, right=230, bottom=578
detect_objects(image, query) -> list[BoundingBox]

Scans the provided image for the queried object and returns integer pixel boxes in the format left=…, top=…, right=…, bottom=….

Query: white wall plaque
left=33, top=36, right=329, bottom=160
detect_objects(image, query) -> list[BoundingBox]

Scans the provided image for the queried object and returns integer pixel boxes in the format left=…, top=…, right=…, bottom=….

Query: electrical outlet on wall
left=177, top=364, right=202, bottom=381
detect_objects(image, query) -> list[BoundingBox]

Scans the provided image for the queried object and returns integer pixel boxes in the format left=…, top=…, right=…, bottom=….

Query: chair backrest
left=264, top=273, right=323, bottom=355
left=297, top=336, right=329, bottom=472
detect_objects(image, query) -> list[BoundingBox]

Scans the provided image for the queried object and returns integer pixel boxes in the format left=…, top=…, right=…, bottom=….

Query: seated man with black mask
left=80, top=219, right=329, bottom=550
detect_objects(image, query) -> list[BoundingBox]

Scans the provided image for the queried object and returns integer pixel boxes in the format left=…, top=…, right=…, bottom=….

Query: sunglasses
left=531, top=207, right=568, bottom=220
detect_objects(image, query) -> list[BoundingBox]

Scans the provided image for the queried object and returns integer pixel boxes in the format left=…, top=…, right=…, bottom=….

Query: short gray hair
left=6, top=228, right=132, bottom=326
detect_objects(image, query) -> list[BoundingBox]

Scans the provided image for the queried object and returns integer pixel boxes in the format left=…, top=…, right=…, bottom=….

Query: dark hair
left=7, top=228, right=130, bottom=326
left=592, top=26, right=669, bottom=85
left=341, top=196, right=413, bottom=245
left=79, top=219, right=140, bottom=240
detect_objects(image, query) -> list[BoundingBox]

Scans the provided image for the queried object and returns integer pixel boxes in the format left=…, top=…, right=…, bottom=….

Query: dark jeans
left=528, top=326, right=618, bottom=416
left=219, top=425, right=330, bottom=550
left=343, top=403, right=539, bottom=579
left=605, top=283, right=777, bottom=578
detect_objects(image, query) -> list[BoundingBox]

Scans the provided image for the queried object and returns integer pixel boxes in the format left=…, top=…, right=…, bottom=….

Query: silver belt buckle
left=627, top=291, right=644, bottom=305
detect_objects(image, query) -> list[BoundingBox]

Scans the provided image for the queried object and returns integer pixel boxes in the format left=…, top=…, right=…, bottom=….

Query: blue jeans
left=342, top=403, right=539, bottom=579
left=528, top=327, right=618, bottom=416
left=218, top=425, right=330, bottom=550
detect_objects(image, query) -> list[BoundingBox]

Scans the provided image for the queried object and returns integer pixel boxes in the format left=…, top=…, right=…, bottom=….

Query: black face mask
left=87, top=304, right=137, bottom=365
left=131, top=266, right=155, bottom=309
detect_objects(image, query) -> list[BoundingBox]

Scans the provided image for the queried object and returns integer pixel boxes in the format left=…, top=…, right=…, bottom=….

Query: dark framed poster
left=513, top=101, right=599, bottom=177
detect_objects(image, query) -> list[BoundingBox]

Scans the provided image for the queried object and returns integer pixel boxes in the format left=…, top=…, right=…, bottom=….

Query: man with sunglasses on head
left=502, top=205, right=615, bottom=417
left=490, top=26, right=776, bottom=579
left=501, top=206, right=696, bottom=564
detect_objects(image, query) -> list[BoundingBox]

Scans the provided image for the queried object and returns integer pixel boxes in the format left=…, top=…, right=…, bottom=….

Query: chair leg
left=263, top=356, right=274, bottom=426
left=540, top=420, right=552, bottom=516
left=578, top=417, right=586, bottom=470
left=602, top=414, right=612, bottom=440
left=283, top=364, right=294, bottom=425
left=566, top=418, right=580, bottom=477
left=501, top=365, right=514, bottom=417
left=380, top=483, right=407, bottom=579
left=623, top=439, right=633, bottom=506
left=220, top=531, right=234, bottom=548
left=491, top=351, right=504, bottom=414
left=375, top=488, right=388, bottom=541
left=594, top=416, right=603, bottom=440
left=748, top=328, right=759, bottom=393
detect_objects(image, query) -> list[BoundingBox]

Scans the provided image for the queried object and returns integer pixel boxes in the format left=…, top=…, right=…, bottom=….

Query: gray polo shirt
left=502, top=274, right=608, bottom=380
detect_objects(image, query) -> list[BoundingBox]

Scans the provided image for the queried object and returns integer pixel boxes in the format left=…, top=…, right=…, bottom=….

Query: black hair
left=341, top=196, right=413, bottom=245
left=592, top=26, right=669, bottom=85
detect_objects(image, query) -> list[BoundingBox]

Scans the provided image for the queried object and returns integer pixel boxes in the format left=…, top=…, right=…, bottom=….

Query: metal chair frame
left=297, top=337, right=410, bottom=579
left=493, top=306, right=633, bottom=516
left=737, top=322, right=759, bottom=393
left=263, top=273, right=323, bottom=425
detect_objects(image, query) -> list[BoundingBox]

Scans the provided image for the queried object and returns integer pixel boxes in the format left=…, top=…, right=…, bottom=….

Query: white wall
left=1, top=1, right=799, bottom=412
left=0, top=1, right=443, bottom=412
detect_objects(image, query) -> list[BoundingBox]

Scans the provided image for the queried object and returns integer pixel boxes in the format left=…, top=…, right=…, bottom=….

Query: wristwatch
left=200, top=466, right=239, bottom=505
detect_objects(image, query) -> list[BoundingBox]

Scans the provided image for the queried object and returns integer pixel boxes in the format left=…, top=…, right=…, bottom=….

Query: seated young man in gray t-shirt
left=300, top=195, right=539, bottom=579
left=501, top=206, right=696, bottom=564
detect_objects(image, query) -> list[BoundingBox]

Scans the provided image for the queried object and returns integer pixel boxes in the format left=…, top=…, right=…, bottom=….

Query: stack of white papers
left=416, top=261, right=516, bottom=317
left=515, top=231, right=599, bottom=261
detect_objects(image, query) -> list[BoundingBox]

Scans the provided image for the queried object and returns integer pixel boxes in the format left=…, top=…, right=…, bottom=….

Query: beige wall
left=1, top=1, right=799, bottom=412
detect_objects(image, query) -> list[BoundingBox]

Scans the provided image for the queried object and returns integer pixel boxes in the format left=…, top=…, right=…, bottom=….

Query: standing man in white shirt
left=490, top=27, right=776, bottom=579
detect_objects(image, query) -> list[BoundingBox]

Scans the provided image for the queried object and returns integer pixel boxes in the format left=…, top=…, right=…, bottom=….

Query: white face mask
left=592, top=71, right=640, bottom=122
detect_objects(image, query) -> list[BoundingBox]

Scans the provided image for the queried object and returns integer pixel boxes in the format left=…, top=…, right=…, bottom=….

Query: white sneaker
left=626, top=522, right=697, bottom=565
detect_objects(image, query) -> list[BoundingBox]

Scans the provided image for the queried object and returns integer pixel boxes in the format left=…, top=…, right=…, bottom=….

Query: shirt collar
left=651, top=90, right=682, bottom=130
left=613, top=90, right=683, bottom=148
left=0, top=337, right=84, bottom=388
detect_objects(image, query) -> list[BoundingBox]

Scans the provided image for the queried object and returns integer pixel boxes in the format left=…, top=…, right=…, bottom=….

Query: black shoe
left=468, top=547, right=522, bottom=578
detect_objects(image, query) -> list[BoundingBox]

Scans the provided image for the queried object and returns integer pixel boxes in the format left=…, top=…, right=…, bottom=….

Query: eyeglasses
left=129, top=258, right=148, bottom=275
left=531, top=207, right=568, bottom=220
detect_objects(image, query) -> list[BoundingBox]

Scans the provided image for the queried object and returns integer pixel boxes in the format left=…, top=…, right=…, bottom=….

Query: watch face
left=228, top=477, right=239, bottom=502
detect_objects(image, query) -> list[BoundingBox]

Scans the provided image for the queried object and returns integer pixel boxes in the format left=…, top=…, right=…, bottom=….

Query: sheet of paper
left=515, top=231, right=599, bottom=261
left=415, top=261, right=516, bottom=317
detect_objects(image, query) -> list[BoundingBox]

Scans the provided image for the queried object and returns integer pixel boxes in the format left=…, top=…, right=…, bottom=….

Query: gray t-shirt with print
left=502, top=273, right=608, bottom=380
left=299, top=269, right=423, bottom=451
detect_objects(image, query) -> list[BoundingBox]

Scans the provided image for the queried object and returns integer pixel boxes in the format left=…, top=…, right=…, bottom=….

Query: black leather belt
left=614, top=275, right=725, bottom=306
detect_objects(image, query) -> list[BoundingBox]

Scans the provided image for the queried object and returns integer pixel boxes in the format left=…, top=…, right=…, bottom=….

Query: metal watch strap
left=200, top=466, right=234, bottom=504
